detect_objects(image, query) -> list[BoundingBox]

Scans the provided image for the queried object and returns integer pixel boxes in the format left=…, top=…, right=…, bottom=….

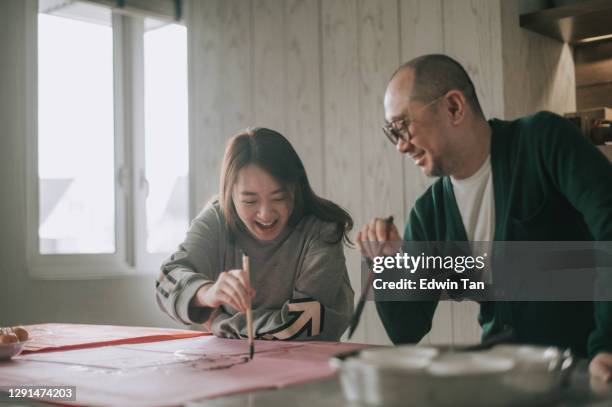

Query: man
left=356, top=54, right=612, bottom=381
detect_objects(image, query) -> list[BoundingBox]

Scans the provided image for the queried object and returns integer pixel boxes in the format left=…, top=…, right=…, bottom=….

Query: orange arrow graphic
left=263, top=299, right=323, bottom=340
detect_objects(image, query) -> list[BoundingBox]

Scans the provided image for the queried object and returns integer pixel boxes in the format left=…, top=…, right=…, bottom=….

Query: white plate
left=487, top=344, right=561, bottom=371
left=359, top=345, right=438, bottom=369
left=427, top=352, right=515, bottom=376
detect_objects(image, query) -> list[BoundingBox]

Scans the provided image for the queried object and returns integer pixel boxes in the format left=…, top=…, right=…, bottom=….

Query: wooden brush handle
left=242, top=254, right=254, bottom=344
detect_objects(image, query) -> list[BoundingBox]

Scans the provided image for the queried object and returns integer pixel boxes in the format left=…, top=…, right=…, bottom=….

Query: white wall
left=0, top=0, right=575, bottom=342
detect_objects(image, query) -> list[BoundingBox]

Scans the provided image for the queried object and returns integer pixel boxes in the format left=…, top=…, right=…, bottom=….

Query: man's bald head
left=389, top=54, right=484, bottom=118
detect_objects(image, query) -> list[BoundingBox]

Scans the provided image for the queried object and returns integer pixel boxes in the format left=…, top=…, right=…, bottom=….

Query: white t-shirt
left=451, top=155, right=495, bottom=283
left=450, top=155, right=495, bottom=242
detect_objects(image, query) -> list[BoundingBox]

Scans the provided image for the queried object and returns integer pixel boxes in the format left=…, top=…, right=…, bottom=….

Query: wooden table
left=2, top=324, right=612, bottom=406
left=185, top=361, right=612, bottom=407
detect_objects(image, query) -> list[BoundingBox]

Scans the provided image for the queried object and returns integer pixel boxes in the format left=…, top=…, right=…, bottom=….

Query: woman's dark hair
left=219, top=127, right=353, bottom=245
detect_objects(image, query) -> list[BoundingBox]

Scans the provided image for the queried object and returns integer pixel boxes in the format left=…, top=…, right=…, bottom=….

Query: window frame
left=26, top=2, right=187, bottom=279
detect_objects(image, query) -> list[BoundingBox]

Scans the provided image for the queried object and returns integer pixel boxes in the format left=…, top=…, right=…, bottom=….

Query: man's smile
left=412, top=150, right=426, bottom=166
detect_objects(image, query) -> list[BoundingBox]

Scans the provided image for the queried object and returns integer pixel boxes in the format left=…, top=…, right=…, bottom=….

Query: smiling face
left=232, top=164, right=294, bottom=241
left=384, top=69, right=454, bottom=177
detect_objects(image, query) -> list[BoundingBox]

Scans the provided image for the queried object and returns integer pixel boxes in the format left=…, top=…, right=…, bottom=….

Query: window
left=144, top=23, right=189, bottom=255
left=29, top=0, right=188, bottom=278
left=38, top=10, right=115, bottom=254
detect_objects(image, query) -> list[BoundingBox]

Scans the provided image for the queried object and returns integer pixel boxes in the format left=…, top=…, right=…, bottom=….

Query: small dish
left=360, top=345, right=439, bottom=369
left=486, top=344, right=571, bottom=403
left=488, top=344, right=561, bottom=371
left=426, top=353, right=516, bottom=407
left=427, top=352, right=515, bottom=376
left=331, top=346, right=440, bottom=406
left=0, top=340, right=29, bottom=360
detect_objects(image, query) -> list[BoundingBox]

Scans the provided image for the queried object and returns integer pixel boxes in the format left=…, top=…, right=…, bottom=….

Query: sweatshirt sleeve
left=155, top=206, right=222, bottom=325
left=536, top=112, right=612, bottom=357
left=210, top=223, right=354, bottom=341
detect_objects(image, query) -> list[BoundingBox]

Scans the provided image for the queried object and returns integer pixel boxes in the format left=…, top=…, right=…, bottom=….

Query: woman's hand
left=194, top=269, right=255, bottom=313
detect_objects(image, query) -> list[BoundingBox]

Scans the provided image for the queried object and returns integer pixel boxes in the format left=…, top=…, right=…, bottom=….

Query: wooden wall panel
left=451, top=301, right=482, bottom=345
left=500, top=0, right=575, bottom=119
left=188, top=0, right=576, bottom=346
left=253, top=0, right=325, bottom=191
left=536, top=42, right=575, bottom=116
left=189, top=0, right=223, bottom=210
left=443, top=0, right=505, bottom=119
left=357, top=0, right=402, bottom=345
left=424, top=302, right=451, bottom=345
left=253, top=0, right=286, bottom=131
left=358, top=0, right=402, bottom=229
left=320, top=0, right=364, bottom=342
left=285, top=0, right=324, bottom=192
left=219, top=1, right=253, bottom=135
left=189, top=0, right=252, bottom=210
left=400, top=0, right=444, bottom=62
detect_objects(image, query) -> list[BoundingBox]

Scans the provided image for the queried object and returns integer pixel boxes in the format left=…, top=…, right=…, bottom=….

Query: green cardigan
left=376, top=111, right=612, bottom=358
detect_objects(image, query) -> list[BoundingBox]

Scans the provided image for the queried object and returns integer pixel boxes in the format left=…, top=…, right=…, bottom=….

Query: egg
left=11, top=326, right=29, bottom=342
left=0, top=334, right=12, bottom=344
left=5, top=333, right=19, bottom=343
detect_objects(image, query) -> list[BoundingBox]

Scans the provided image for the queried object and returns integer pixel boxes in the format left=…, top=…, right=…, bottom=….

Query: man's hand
left=590, top=352, right=612, bottom=382
left=356, top=216, right=402, bottom=259
left=193, top=269, right=255, bottom=314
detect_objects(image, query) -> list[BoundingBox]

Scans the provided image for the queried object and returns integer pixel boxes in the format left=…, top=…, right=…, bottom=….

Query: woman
left=155, top=127, right=354, bottom=341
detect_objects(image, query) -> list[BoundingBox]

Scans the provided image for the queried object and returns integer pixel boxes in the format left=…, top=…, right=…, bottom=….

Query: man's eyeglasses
left=382, top=95, right=445, bottom=145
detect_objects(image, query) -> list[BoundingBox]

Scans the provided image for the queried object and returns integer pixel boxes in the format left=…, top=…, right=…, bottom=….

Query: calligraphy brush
left=348, top=216, right=394, bottom=339
left=242, top=254, right=254, bottom=359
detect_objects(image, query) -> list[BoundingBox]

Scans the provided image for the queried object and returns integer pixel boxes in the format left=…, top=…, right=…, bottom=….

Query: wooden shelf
left=520, top=0, right=612, bottom=45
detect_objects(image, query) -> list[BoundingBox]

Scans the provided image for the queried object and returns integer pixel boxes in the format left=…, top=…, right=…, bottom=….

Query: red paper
left=20, top=323, right=209, bottom=354
left=3, top=336, right=370, bottom=406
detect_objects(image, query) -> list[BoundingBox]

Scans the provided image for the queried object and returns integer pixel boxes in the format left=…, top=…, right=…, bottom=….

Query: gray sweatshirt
left=155, top=202, right=354, bottom=341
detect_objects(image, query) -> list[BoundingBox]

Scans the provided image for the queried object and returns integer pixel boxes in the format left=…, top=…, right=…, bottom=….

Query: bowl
left=488, top=344, right=561, bottom=370
left=330, top=344, right=574, bottom=407
left=359, top=345, right=439, bottom=368
left=331, top=346, right=440, bottom=406
left=487, top=344, right=571, bottom=404
left=425, top=353, right=516, bottom=407
left=0, top=340, right=28, bottom=360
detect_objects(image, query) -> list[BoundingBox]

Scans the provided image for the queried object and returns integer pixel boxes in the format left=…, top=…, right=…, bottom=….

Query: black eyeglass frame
left=382, top=94, right=446, bottom=145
